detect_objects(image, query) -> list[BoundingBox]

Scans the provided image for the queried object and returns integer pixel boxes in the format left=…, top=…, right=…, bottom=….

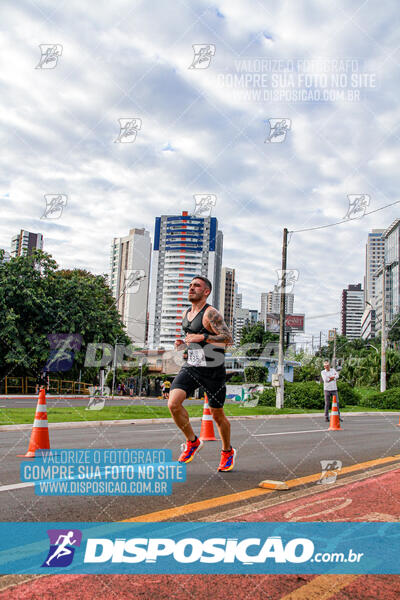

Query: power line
left=289, top=199, right=400, bottom=234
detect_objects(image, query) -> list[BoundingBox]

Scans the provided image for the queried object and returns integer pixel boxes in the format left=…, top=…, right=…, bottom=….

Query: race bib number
left=187, top=348, right=207, bottom=367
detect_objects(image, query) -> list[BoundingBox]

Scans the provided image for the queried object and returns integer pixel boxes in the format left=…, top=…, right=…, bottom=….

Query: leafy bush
left=244, top=365, right=268, bottom=382
left=388, top=372, right=400, bottom=389
left=359, top=387, right=400, bottom=409
left=257, top=387, right=276, bottom=406
left=257, top=380, right=356, bottom=409
left=228, top=374, right=244, bottom=384
left=336, top=381, right=360, bottom=406
left=283, top=382, right=325, bottom=409
left=293, top=357, right=324, bottom=382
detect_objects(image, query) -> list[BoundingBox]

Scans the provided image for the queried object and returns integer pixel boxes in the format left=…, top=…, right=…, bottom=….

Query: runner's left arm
left=204, top=308, right=233, bottom=346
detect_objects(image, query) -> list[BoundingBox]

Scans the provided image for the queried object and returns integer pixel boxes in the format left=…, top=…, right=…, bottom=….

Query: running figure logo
left=42, top=529, right=82, bottom=567
left=124, top=269, right=146, bottom=294
left=344, top=194, right=370, bottom=220
left=41, top=194, right=67, bottom=220
left=193, top=194, right=217, bottom=217
left=276, top=269, right=299, bottom=294
left=265, top=119, right=291, bottom=143
left=115, top=118, right=142, bottom=143
left=35, top=44, right=63, bottom=69
left=45, top=334, right=83, bottom=372
left=189, top=45, right=216, bottom=69
left=317, top=460, right=342, bottom=485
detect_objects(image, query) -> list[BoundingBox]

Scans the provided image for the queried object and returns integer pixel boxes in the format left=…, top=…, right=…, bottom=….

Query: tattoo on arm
left=205, top=308, right=233, bottom=345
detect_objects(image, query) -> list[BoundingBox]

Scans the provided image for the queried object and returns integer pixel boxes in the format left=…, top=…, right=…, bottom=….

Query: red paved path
left=2, top=468, right=399, bottom=599
left=238, top=467, right=400, bottom=522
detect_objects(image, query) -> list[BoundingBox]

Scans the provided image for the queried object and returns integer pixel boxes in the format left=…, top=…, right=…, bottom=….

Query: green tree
left=0, top=250, right=130, bottom=382
left=238, top=322, right=279, bottom=356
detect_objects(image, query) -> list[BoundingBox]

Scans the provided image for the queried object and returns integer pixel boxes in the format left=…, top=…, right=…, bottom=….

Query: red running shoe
left=218, top=447, right=236, bottom=472
left=178, top=438, right=203, bottom=463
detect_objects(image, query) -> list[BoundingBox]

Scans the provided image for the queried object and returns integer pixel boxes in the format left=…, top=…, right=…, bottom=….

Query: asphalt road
left=1, top=414, right=399, bottom=522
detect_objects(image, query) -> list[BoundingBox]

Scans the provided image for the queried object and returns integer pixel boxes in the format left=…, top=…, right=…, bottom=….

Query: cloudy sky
left=1, top=0, right=399, bottom=347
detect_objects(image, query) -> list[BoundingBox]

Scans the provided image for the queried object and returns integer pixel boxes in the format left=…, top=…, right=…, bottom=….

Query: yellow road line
left=284, top=453, right=400, bottom=488
left=122, top=452, right=400, bottom=523
left=281, top=574, right=360, bottom=599
left=123, top=487, right=271, bottom=522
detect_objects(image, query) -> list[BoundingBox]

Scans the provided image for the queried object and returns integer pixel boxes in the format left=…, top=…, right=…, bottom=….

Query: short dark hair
left=191, top=275, right=212, bottom=292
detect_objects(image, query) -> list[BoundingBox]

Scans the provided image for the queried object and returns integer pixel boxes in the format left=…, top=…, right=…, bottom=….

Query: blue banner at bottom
left=0, top=522, right=399, bottom=574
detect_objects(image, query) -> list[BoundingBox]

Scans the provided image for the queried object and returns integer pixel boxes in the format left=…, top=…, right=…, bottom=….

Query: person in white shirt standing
left=321, top=360, right=342, bottom=423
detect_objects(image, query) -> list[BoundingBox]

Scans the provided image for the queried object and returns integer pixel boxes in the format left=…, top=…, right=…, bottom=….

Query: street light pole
left=138, top=359, right=143, bottom=398
left=332, top=328, right=337, bottom=369
left=276, top=227, right=288, bottom=409
left=111, top=341, right=119, bottom=397
left=381, top=263, right=387, bottom=392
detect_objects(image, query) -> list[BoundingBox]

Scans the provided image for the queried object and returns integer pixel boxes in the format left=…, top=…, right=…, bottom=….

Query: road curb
left=0, top=411, right=398, bottom=431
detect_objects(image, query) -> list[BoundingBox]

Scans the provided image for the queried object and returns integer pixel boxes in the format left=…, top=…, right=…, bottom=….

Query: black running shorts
left=170, top=365, right=226, bottom=408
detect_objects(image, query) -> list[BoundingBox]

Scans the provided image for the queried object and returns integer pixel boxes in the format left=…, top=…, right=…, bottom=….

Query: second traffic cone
left=329, top=395, right=341, bottom=431
left=17, top=388, right=51, bottom=457
left=199, top=395, right=217, bottom=441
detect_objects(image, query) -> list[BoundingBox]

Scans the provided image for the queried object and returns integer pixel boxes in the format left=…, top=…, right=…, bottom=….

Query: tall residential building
left=148, top=211, right=223, bottom=348
left=374, top=218, right=400, bottom=332
left=234, top=308, right=250, bottom=345
left=249, top=309, right=259, bottom=324
left=364, top=229, right=385, bottom=306
left=232, top=284, right=242, bottom=343
left=11, top=230, right=43, bottom=257
left=219, top=267, right=235, bottom=331
left=235, top=291, right=242, bottom=312
left=361, top=306, right=376, bottom=340
left=110, top=228, right=151, bottom=345
left=341, top=283, right=364, bottom=339
left=260, top=292, right=268, bottom=324
left=267, top=285, right=294, bottom=313
left=384, top=218, right=400, bottom=324
left=260, top=286, right=294, bottom=326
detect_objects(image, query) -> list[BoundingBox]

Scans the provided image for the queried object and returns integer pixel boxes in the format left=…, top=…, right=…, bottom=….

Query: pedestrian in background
left=321, top=360, right=342, bottom=422
left=36, top=369, right=49, bottom=394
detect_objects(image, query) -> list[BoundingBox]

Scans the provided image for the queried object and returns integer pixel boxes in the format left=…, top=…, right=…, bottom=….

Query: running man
left=45, top=531, right=77, bottom=566
left=168, top=275, right=236, bottom=472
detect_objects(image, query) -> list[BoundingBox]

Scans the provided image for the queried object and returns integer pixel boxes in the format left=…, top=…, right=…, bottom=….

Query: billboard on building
left=265, top=313, right=305, bottom=333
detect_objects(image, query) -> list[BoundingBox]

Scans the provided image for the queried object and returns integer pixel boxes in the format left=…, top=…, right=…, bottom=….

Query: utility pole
left=276, top=227, right=288, bottom=409
left=111, top=341, right=119, bottom=397
left=319, top=331, right=322, bottom=351
left=311, top=335, right=314, bottom=353
left=381, top=263, right=386, bottom=392
left=332, top=328, right=337, bottom=369
left=138, top=358, right=144, bottom=397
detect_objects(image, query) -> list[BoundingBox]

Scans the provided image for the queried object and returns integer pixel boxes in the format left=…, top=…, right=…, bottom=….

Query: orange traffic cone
left=397, top=416, right=400, bottom=427
left=329, top=395, right=341, bottom=431
left=199, top=395, right=217, bottom=441
left=17, top=388, right=51, bottom=457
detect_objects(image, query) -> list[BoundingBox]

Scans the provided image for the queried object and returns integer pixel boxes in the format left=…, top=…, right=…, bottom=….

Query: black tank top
left=182, top=303, right=225, bottom=369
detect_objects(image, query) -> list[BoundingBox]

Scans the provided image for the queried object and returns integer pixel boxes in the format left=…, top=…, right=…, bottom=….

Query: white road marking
left=132, top=428, right=175, bottom=433
left=0, top=482, right=34, bottom=492
left=253, top=428, right=329, bottom=437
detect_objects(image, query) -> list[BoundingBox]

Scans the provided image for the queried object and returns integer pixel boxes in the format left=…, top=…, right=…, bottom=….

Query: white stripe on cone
left=33, top=420, right=48, bottom=427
